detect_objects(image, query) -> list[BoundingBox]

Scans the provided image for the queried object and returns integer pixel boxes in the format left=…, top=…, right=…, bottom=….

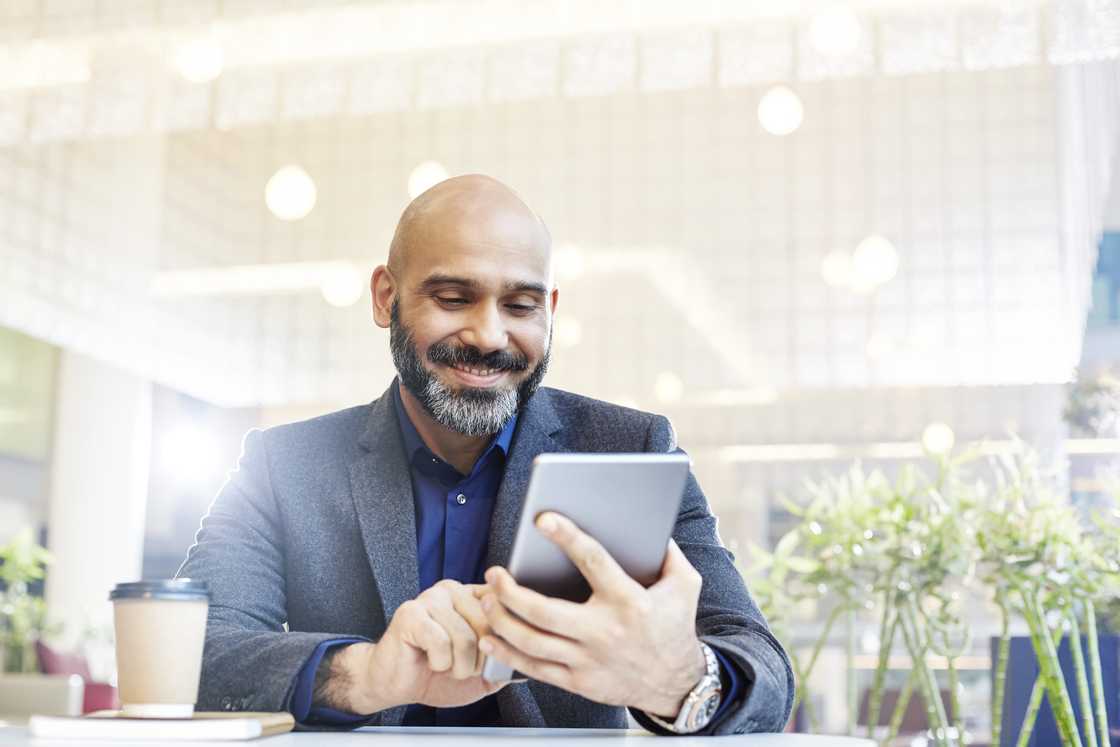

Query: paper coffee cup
left=110, top=579, right=210, bottom=718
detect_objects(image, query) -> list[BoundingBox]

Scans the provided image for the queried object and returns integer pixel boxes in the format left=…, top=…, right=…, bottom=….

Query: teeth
left=454, top=364, right=496, bottom=377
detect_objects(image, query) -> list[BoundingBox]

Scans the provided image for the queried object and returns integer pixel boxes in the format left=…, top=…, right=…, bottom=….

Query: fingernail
left=479, top=638, right=493, bottom=653
left=537, top=513, right=557, bottom=533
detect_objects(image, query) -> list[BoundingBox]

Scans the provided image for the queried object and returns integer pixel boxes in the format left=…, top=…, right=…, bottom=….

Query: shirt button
left=456, top=493, right=467, bottom=505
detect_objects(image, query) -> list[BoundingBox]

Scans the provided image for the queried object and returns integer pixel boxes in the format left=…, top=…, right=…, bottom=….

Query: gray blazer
left=178, top=383, right=793, bottom=734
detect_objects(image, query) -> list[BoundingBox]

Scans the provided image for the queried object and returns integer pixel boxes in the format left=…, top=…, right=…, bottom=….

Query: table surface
left=0, top=724, right=876, bottom=746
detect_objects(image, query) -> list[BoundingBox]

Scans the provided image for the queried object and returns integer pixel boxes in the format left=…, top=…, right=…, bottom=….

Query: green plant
left=745, top=442, right=1119, bottom=747
left=746, top=457, right=979, bottom=745
left=0, top=528, right=54, bottom=673
left=977, top=447, right=1120, bottom=747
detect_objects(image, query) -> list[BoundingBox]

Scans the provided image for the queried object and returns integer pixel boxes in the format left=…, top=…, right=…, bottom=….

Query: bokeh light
left=265, top=165, right=318, bottom=221
left=758, top=85, right=804, bottom=136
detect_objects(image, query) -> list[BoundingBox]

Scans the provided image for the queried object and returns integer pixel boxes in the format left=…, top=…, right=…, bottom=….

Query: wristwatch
left=646, top=642, right=723, bottom=734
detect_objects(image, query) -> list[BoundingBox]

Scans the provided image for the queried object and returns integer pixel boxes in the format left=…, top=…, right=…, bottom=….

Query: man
left=178, top=175, right=793, bottom=735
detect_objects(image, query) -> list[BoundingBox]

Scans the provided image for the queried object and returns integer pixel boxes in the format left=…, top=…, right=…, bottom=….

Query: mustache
left=427, top=342, right=530, bottom=373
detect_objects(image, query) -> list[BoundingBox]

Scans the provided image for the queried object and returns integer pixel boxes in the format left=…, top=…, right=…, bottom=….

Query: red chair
left=35, top=641, right=119, bottom=713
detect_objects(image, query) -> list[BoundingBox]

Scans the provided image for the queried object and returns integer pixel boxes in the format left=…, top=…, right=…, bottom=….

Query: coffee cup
left=109, top=579, right=210, bottom=718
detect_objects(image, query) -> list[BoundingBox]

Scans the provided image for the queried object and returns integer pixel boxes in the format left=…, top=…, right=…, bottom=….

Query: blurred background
left=1, top=0, right=1120, bottom=741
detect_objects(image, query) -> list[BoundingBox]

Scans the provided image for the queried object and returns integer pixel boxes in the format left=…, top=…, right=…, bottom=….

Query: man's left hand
left=478, top=512, right=707, bottom=718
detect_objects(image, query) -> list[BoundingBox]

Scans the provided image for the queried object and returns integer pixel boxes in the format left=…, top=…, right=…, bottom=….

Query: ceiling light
left=654, top=371, right=684, bottom=403
left=265, top=165, right=317, bottom=221
left=556, top=318, right=582, bottom=348
left=408, top=160, right=449, bottom=199
left=757, top=85, right=803, bottom=136
left=820, top=249, right=852, bottom=288
left=319, top=263, right=365, bottom=308
left=921, top=422, right=955, bottom=455
left=808, top=7, right=863, bottom=57
left=850, top=234, right=899, bottom=292
left=174, top=38, right=224, bottom=84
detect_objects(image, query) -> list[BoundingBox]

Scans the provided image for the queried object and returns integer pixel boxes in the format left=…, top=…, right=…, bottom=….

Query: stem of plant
left=898, top=599, right=950, bottom=747
left=846, top=606, right=856, bottom=736
left=910, top=597, right=952, bottom=745
left=1067, top=611, right=1098, bottom=747
left=867, top=609, right=898, bottom=739
left=790, top=655, right=819, bottom=733
left=1021, top=590, right=1082, bottom=747
left=992, top=600, right=1011, bottom=747
left=1014, top=675, right=1045, bottom=747
left=1084, top=601, right=1110, bottom=747
left=803, top=604, right=844, bottom=681
left=885, top=669, right=917, bottom=747
left=947, top=655, right=962, bottom=745
left=791, top=604, right=843, bottom=732
left=1014, top=631, right=1063, bottom=747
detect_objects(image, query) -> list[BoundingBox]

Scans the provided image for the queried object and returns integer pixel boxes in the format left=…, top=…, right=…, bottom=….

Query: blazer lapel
left=484, top=387, right=564, bottom=573
left=348, top=386, right=419, bottom=727
left=488, top=388, right=564, bottom=727
left=348, top=386, right=419, bottom=632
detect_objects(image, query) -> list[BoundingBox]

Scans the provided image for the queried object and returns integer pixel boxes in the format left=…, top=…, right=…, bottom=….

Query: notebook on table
left=29, top=711, right=295, bottom=741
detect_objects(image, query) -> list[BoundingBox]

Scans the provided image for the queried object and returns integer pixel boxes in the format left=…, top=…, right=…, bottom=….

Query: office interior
left=1, top=1, right=1119, bottom=744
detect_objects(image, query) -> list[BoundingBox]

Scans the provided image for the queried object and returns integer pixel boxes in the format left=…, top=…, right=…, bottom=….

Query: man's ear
left=371, top=265, right=395, bottom=328
left=549, top=286, right=559, bottom=316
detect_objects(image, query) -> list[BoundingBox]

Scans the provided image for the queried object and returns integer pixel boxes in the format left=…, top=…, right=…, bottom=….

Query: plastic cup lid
left=109, top=579, right=210, bottom=602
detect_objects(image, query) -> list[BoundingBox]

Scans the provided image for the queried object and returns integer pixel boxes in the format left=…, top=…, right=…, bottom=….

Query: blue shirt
left=289, top=380, right=743, bottom=729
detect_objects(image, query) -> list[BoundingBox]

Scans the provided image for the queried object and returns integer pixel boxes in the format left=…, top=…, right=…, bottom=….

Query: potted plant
left=744, top=442, right=1119, bottom=747
left=0, top=528, right=54, bottom=674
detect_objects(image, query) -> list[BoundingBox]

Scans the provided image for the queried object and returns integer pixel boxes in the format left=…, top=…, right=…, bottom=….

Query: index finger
left=536, top=512, right=642, bottom=599
left=450, top=585, right=491, bottom=639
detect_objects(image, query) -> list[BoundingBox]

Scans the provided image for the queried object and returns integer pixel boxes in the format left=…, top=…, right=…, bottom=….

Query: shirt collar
left=391, top=378, right=518, bottom=467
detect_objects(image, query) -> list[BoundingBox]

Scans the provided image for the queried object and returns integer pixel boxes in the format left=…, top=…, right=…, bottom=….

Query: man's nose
left=460, top=303, right=509, bottom=353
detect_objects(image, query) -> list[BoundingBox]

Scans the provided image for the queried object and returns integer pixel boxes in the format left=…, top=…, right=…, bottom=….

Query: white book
left=29, top=711, right=295, bottom=741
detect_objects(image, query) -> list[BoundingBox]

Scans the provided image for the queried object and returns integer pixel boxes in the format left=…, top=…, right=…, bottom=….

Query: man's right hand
left=322, top=580, right=508, bottom=715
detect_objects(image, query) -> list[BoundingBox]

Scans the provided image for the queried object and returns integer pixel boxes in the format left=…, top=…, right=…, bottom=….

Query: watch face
left=686, top=688, right=722, bottom=731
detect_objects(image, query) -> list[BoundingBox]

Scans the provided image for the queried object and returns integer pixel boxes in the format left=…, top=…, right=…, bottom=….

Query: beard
left=389, top=300, right=551, bottom=437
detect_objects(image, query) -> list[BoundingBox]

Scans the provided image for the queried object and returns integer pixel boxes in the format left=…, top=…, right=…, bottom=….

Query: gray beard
left=416, top=375, right=520, bottom=438
left=389, top=301, right=550, bottom=437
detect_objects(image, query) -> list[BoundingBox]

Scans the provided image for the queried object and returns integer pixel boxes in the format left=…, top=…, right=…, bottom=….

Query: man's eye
left=506, top=304, right=536, bottom=313
left=437, top=297, right=468, bottom=306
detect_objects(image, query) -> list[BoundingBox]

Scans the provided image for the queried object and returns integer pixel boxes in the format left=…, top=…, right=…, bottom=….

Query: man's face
left=385, top=205, right=556, bottom=436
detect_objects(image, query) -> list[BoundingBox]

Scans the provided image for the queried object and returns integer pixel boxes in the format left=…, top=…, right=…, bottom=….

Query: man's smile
left=443, top=361, right=509, bottom=387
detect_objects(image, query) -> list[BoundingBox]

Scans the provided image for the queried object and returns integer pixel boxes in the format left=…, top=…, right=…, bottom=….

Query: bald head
left=387, top=174, right=551, bottom=280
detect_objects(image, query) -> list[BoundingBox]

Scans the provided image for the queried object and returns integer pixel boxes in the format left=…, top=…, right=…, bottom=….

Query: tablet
left=481, top=452, right=691, bottom=683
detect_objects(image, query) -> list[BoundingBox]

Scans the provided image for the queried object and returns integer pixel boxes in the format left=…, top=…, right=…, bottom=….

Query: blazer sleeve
left=176, top=428, right=380, bottom=723
left=628, top=415, right=795, bottom=735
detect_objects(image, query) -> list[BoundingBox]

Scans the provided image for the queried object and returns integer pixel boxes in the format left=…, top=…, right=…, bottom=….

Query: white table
left=0, top=724, right=875, bottom=746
